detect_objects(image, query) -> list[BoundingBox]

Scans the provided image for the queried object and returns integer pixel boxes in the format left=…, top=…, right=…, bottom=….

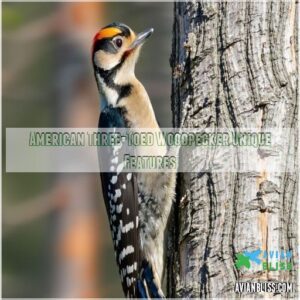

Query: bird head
left=92, top=23, right=153, bottom=89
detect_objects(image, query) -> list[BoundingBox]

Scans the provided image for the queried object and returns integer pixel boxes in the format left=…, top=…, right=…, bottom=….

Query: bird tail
left=135, top=260, right=165, bottom=299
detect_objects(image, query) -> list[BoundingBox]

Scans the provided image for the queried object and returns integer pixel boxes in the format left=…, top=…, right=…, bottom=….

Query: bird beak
left=129, top=28, right=154, bottom=50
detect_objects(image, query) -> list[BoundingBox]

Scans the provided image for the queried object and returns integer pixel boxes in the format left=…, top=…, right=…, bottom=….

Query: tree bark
left=168, top=0, right=298, bottom=298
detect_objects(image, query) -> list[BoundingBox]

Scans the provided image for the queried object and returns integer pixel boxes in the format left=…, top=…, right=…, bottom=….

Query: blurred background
left=2, top=2, right=173, bottom=297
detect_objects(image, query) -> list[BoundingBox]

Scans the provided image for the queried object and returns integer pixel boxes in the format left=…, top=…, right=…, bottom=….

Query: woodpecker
left=92, top=23, right=176, bottom=298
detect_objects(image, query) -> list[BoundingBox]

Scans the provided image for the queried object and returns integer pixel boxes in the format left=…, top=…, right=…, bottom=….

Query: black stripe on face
left=93, top=38, right=118, bottom=54
left=93, top=23, right=131, bottom=54
left=94, top=55, right=132, bottom=102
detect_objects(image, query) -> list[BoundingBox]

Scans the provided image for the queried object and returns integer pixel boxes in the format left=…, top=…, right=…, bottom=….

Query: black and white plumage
left=98, top=106, right=142, bottom=297
left=93, top=23, right=176, bottom=298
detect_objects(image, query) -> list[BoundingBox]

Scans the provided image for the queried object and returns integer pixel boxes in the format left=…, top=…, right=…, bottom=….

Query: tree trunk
left=168, top=0, right=298, bottom=298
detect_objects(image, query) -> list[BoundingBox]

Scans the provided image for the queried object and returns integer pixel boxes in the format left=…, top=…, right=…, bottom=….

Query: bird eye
left=114, top=38, right=123, bottom=48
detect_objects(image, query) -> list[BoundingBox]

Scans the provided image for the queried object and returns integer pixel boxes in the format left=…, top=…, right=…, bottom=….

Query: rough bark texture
left=168, top=1, right=298, bottom=298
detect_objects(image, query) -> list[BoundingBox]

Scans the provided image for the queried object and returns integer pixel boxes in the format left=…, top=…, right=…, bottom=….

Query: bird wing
left=98, top=106, right=143, bottom=297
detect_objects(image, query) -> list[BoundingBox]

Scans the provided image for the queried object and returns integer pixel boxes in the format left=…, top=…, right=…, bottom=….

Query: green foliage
left=2, top=5, right=24, bottom=30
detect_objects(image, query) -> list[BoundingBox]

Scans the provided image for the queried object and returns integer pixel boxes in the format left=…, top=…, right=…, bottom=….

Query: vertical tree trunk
left=168, top=0, right=298, bottom=298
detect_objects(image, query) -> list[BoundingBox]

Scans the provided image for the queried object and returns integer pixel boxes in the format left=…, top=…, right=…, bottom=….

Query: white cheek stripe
left=103, top=84, right=119, bottom=106
left=97, top=73, right=117, bottom=107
